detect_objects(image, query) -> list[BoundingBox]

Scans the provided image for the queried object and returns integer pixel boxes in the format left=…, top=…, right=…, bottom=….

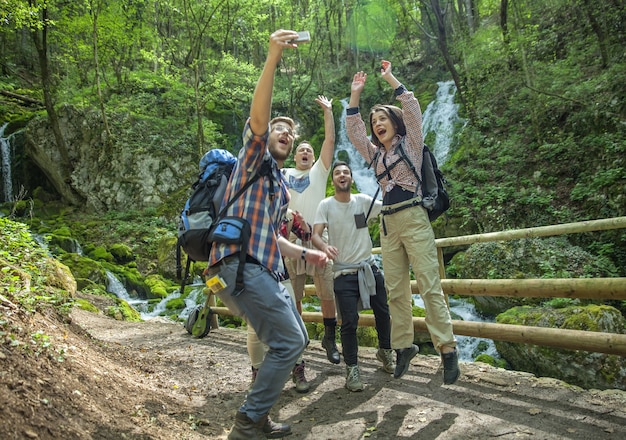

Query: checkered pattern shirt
left=346, top=86, right=424, bottom=200
left=209, top=119, right=290, bottom=274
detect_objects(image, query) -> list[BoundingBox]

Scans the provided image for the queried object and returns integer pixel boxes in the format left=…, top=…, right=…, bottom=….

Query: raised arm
left=316, top=95, right=335, bottom=170
left=380, top=60, right=401, bottom=90
left=249, top=30, right=300, bottom=135
left=348, top=71, right=366, bottom=108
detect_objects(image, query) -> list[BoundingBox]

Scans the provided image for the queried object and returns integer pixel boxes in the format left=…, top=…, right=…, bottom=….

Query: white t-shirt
left=314, top=193, right=381, bottom=266
left=283, top=159, right=330, bottom=225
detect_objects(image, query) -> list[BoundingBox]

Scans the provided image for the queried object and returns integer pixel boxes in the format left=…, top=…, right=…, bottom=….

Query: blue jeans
left=216, top=257, right=308, bottom=422
left=333, top=265, right=391, bottom=366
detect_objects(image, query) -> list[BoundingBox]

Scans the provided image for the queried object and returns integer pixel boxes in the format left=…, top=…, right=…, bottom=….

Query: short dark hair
left=332, top=160, right=352, bottom=175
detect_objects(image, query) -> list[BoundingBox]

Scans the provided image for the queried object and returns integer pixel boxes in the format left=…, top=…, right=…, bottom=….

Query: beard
left=268, top=140, right=292, bottom=162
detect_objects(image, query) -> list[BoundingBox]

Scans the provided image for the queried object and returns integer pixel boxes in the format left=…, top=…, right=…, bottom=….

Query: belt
left=381, top=197, right=422, bottom=216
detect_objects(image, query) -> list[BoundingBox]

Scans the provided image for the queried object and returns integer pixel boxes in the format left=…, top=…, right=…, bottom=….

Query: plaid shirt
left=209, top=119, right=290, bottom=274
left=346, top=87, right=424, bottom=200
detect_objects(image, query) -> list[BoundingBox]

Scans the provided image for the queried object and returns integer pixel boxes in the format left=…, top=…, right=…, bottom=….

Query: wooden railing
left=211, top=216, right=626, bottom=356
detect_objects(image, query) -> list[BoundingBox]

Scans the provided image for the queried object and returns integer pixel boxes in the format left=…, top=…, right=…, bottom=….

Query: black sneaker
left=393, top=344, right=419, bottom=379
left=442, top=348, right=460, bottom=385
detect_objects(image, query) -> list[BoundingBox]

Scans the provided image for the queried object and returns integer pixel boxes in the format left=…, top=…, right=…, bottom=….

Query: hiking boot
left=376, top=348, right=395, bottom=374
left=291, top=361, right=310, bottom=393
left=321, top=336, right=340, bottom=364
left=257, top=414, right=292, bottom=438
left=442, top=348, right=460, bottom=385
left=394, top=344, right=419, bottom=379
left=345, top=364, right=364, bottom=392
left=228, top=411, right=261, bottom=440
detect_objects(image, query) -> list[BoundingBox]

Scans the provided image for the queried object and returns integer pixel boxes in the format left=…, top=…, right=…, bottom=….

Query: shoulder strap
left=215, top=158, right=272, bottom=221
left=395, top=141, right=422, bottom=186
left=365, top=187, right=380, bottom=221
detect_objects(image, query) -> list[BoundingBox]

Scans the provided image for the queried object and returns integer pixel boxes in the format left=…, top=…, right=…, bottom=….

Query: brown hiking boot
left=227, top=411, right=261, bottom=440
left=257, top=414, right=292, bottom=438
left=291, top=361, right=310, bottom=393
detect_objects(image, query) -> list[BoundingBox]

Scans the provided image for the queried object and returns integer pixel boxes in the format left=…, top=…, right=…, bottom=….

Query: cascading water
left=105, top=269, right=206, bottom=321
left=421, top=80, right=463, bottom=165
left=1, top=123, right=14, bottom=202
left=335, top=81, right=496, bottom=361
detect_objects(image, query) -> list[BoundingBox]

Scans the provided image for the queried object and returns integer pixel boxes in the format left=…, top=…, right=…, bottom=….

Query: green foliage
left=447, top=237, right=619, bottom=279
left=0, top=218, right=72, bottom=312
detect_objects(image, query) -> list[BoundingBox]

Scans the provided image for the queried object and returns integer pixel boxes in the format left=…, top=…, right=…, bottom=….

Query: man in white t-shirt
left=312, top=161, right=394, bottom=391
left=283, top=95, right=340, bottom=367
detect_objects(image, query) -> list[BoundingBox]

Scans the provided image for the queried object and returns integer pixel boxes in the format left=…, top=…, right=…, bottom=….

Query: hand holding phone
left=292, top=31, right=311, bottom=43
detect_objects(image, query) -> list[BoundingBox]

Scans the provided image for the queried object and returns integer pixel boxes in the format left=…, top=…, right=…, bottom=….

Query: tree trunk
left=578, top=0, right=609, bottom=67
left=91, top=1, right=112, bottom=145
left=31, top=5, right=83, bottom=206
left=429, top=0, right=472, bottom=120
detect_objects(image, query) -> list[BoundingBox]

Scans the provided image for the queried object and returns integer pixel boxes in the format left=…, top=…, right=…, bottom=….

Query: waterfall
left=336, top=99, right=379, bottom=197
left=1, top=123, right=14, bottom=202
left=105, top=270, right=150, bottom=316
left=335, top=82, right=496, bottom=362
left=106, top=269, right=207, bottom=321
left=422, top=80, right=463, bottom=166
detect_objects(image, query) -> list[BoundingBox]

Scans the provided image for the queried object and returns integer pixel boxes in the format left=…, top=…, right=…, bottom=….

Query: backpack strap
left=370, top=140, right=422, bottom=191
left=214, top=157, right=273, bottom=290
left=178, top=256, right=192, bottom=296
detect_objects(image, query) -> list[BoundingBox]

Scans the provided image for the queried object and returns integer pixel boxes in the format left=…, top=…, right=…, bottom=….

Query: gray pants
left=216, top=257, right=308, bottom=422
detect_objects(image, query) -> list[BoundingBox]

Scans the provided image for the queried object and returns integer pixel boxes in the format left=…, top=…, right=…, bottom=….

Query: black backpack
left=371, top=141, right=450, bottom=222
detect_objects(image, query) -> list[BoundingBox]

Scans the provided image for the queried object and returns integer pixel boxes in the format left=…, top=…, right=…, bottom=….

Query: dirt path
left=2, top=302, right=625, bottom=439
left=66, top=308, right=626, bottom=439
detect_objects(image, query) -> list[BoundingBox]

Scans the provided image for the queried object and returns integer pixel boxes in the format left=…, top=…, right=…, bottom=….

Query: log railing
left=211, top=216, right=626, bottom=356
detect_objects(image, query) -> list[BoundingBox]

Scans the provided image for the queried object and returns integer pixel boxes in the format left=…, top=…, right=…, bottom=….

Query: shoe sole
left=322, top=340, right=341, bottom=364
left=443, top=367, right=461, bottom=385
left=393, top=346, right=419, bottom=379
left=345, top=384, right=364, bottom=392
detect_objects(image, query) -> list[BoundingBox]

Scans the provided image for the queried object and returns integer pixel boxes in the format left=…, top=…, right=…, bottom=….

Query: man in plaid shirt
left=208, top=30, right=328, bottom=440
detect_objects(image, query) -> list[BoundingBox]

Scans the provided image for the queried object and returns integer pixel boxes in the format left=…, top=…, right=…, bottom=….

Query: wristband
left=394, top=84, right=408, bottom=96
left=301, top=249, right=307, bottom=260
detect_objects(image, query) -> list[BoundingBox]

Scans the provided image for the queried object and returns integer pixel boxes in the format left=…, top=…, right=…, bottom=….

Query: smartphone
left=292, top=31, right=311, bottom=43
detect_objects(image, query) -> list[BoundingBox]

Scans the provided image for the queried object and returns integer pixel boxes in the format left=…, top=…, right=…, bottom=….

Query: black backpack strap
left=395, top=141, right=422, bottom=187
left=179, top=256, right=192, bottom=296
left=364, top=187, right=380, bottom=221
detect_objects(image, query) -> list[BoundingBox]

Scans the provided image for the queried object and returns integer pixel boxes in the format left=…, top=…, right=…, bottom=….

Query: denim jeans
left=216, top=257, right=308, bottom=422
left=333, top=265, right=391, bottom=366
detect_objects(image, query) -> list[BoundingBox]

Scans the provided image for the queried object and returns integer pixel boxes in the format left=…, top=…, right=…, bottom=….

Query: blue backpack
left=176, top=148, right=273, bottom=295
left=177, top=149, right=237, bottom=275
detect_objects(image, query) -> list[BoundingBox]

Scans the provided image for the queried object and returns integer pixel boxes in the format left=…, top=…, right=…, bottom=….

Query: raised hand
left=315, top=95, right=333, bottom=111
left=351, top=71, right=367, bottom=95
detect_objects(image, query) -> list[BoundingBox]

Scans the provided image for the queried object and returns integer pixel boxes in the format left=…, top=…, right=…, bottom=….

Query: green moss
left=145, top=274, right=171, bottom=298
left=51, top=226, right=72, bottom=237
left=88, top=246, right=114, bottom=262
left=106, top=298, right=142, bottom=321
left=474, top=354, right=497, bottom=366
left=356, top=326, right=379, bottom=348
left=109, top=243, right=134, bottom=264
left=74, top=299, right=99, bottom=313
left=166, top=297, right=185, bottom=310
left=58, top=253, right=107, bottom=286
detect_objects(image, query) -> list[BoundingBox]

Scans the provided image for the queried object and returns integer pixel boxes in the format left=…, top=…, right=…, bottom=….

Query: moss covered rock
left=495, top=304, right=626, bottom=390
